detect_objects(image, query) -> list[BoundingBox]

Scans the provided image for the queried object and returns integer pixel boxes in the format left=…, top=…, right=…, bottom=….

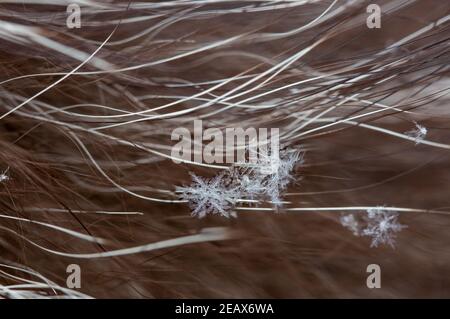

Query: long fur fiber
left=0, top=0, right=449, bottom=298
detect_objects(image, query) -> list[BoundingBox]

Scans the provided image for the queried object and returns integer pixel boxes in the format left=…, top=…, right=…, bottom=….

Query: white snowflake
left=254, top=149, right=303, bottom=205
left=340, top=208, right=406, bottom=248
left=179, top=148, right=303, bottom=217
left=233, top=148, right=303, bottom=205
left=362, top=207, right=406, bottom=248
left=0, top=167, right=9, bottom=183
left=178, top=173, right=241, bottom=218
left=238, top=174, right=264, bottom=201
left=340, top=214, right=360, bottom=236
left=405, top=122, right=427, bottom=145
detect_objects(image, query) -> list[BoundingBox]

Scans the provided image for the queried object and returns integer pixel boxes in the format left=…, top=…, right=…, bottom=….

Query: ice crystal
left=340, top=208, right=406, bottom=248
left=178, top=173, right=240, bottom=218
left=340, top=214, right=360, bottom=236
left=249, top=149, right=304, bottom=205
left=0, top=167, right=9, bottom=183
left=238, top=174, right=264, bottom=201
left=405, top=122, right=427, bottom=144
left=362, top=208, right=406, bottom=248
left=179, top=148, right=303, bottom=217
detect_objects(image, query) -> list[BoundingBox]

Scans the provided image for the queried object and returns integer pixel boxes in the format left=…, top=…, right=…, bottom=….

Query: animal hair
left=0, top=0, right=449, bottom=298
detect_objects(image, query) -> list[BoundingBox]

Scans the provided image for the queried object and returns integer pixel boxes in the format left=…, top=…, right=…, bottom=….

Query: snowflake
left=405, top=122, right=427, bottom=145
left=238, top=174, right=264, bottom=201
left=340, top=208, right=406, bottom=248
left=232, top=148, right=303, bottom=205
left=340, top=214, right=360, bottom=236
left=254, top=149, right=303, bottom=205
left=362, top=208, right=406, bottom=248
left=0, top=167, right=9, bottom=183
left=178, top=173, right=241, bottom=218
left=178, top=148, right=304, bottom=218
